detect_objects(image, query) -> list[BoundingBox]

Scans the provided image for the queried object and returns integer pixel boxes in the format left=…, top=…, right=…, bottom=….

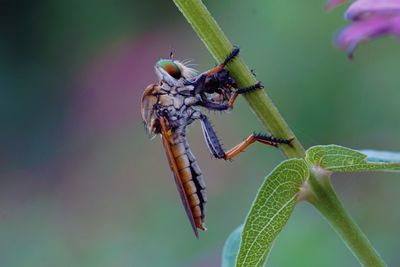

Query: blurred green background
left=1, top=0, right=400, bottom=266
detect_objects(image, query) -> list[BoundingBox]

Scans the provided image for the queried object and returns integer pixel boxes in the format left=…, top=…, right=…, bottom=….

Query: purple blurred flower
left=345, top=0, right=400, bottom=20
left=329, top=0, right=400, bottom=58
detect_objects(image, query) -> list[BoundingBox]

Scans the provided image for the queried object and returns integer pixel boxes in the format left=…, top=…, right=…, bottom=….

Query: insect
left=141, top=48, right=292, bottom=237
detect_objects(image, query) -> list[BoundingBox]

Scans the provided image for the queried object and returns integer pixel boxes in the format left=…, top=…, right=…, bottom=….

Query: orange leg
left=199, top=115, right=293, bottom=160
left=205, top=47, right=240, bottom=76
left=205, top=65, right=225, bottom=76
left=223, top=133, right=293, bottom=160
left=227, top=91, right=239, bottom=109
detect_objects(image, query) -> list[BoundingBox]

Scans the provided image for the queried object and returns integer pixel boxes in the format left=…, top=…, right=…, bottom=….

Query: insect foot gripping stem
left=236, top=81, right=264, bottom=94
left=222, top=46, right=240, bottom=66
left=206, top=47, right=240, bottom=76
left=227, top=82, right=264, bottom=108
left=253, top=133, right=293, bottom=146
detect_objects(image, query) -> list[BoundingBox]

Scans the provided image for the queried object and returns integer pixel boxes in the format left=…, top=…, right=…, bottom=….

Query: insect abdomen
left=171, top=140, right=207, bottom=230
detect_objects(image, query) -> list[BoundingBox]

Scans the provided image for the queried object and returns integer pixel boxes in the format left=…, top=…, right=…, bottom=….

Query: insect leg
left=187, top=48, right=240, bottom=93
left=187, top=48, right=240, bottom=95
left=200, top=114, right=293, bottom=160
left=188, top=69, right=233, bottom=95
left=198, top=100, right=229, bottom=111
left=221, top=47, right=240, bottom=68
left=227, top=81, right=264, bottom=108
left=205, top=47, right=240, bottom=76
left=197, top=81, right=264, bottom=110
left=223, top=133, right=292, bottom=160
left=200, top=114, right=226, bottom=159
left=236, top=81, right=264, bottom=94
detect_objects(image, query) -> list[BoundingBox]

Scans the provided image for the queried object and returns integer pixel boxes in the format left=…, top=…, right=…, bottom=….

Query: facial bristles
left=175, top=60, right=198, bottom=79
left=180, top=59, right=193, bottom=65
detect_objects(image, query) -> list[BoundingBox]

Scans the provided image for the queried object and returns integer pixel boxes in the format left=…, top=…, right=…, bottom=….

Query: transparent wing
left=159, top=117, right=199, bottom=238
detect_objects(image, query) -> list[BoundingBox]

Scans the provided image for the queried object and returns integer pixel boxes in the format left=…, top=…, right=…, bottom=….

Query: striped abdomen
left=169, top=136, right=207, bottom=231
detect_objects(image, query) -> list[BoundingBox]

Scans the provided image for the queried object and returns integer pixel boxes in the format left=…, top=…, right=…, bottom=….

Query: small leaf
left=222, top=225, right=243, bottom=267
left=306, top=145, right=400, bottom=172
left=236, top=159, right=309, bottom=267
left=360, top=149, right=400, bottom=164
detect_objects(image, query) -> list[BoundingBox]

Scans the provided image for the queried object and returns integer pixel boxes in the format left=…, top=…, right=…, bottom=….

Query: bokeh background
left=1, top=0, right=400, bottom=266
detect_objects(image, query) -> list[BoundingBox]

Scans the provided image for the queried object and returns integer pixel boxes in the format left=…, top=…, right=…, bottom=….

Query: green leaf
left=236, top=159, right=309, bottom=267
left=359, top=149, right=400, bottom=164
left=222, top=225, right=243, bottom=267
left=306, top=145, right=400, bottom=172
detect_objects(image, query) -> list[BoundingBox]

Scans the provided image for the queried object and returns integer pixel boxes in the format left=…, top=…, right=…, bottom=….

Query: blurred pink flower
left=345, top=0, right=400, bottom=19
left=329, top=0, right=400, bottom=58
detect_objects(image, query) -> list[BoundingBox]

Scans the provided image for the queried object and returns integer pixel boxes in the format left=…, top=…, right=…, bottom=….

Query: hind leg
left=200, top=114, right=292, bottom=160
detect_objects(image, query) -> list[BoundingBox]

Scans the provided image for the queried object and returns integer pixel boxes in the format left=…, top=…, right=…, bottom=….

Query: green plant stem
left=307, top=172, right=387, bottom=267
left=172, top=0, right=386, bottom=266
left=173, top=0, right=304, bottom=159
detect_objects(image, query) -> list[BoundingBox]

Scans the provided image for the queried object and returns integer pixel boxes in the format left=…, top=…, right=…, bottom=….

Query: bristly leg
left=227, top=81, right=264, bottom=108
left=253, top=132, right=293, bottom=146
left=190, top=47, right=263, bottom=109
left=200, top=114, right=293, bottom=160
left=188, top=47, right=240, bottom=94
left=206, top=47, right=240, bottom=75
left=236, top=81, right=263, bottom=94
left=221, top=46, right=240, bottom=67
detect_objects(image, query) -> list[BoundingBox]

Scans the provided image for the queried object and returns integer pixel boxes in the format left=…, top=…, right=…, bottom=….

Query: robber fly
left=141, top=47, right=291, bottom=237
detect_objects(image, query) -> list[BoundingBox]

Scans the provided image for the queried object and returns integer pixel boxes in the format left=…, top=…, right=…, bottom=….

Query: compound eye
left=157, top=59, right=182, bottom=79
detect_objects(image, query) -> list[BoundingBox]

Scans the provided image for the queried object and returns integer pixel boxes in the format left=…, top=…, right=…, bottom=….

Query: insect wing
left=159, top=117, right=199, bottom=238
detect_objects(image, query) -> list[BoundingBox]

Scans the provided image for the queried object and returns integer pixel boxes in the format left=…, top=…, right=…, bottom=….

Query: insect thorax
left=156, top=84, right=202, bottom=131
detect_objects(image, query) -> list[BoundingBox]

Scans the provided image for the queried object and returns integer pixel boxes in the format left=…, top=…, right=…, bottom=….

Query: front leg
left=205, top=47, right=240, bottom=75
left=187, top=48, right=240, bottom=94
